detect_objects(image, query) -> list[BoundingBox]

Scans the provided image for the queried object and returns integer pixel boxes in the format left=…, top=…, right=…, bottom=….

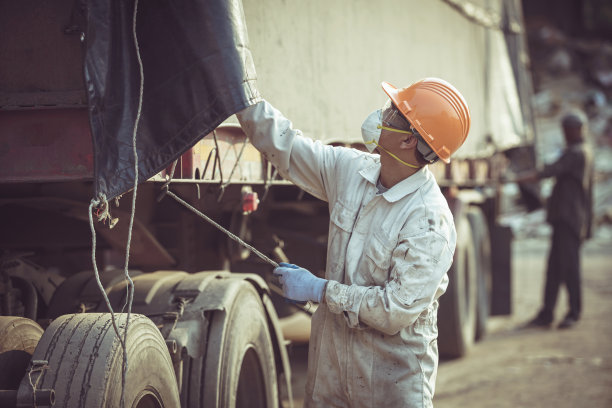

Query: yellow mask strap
left=364, top=140, right=421, bottom=169
left=377, top=125, right=414, bottom=135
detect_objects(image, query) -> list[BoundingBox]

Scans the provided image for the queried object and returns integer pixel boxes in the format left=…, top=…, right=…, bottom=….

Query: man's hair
left=414, top=149, right=431, bottom=165
left=561, top=110, right=586, bottom=129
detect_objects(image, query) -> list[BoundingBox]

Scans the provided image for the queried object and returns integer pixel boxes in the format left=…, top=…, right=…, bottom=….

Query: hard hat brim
left=381, top=81, right=451, bottom=164
left=381, top=81, right=400, bottom=109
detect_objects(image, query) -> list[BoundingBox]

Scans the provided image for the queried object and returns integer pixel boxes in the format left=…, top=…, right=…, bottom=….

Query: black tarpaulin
left=85, top=0, right=260, bottom=200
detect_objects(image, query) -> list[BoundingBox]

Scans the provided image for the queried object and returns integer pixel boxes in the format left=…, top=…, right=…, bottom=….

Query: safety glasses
left=381, top=99, right=411, bottom=130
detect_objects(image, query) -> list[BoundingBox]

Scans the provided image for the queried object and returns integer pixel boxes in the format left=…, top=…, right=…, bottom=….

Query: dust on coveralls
left=238, top=100, right=457, bottom=408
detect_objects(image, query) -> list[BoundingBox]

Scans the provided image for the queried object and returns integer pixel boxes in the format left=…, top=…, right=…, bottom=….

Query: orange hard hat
left=381, top=78, right=470, bottom=163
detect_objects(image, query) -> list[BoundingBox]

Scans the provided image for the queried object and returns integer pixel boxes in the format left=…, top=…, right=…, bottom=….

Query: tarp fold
left=85, top=0, right=260, bottom=199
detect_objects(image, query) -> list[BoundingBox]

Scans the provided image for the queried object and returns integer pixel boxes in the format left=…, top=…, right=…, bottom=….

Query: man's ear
left=399, top=135, right=418, bottom=150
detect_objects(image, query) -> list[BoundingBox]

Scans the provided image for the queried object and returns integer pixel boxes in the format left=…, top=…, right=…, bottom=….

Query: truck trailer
left=0, top=0, right=535, bottom=406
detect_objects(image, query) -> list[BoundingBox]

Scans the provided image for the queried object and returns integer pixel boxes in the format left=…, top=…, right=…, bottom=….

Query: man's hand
left=273, top=263, right=328, bottom=303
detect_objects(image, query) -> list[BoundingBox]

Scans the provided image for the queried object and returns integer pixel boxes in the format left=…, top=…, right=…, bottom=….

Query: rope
left=163, top=189, right=313, bottom=315
left=168, top=159, right=179, bottom=181
left=212, top=130, right=224, bottom=183
left=217, top=137, right=248, bottom=202
left=202, top=148, right=216, bottom=179
left=117, top=0, right=144, bottom=405
left=165, top=190, right=279, bottom=267
left=89, top=197, right=126, bottom=354
left=222, top=138, right=248, bottom=188
left=88, top=1, right=142, bottom=407
left=261, top=167, right=278, bottom=203
left=27, top=360, right=50, bottom=408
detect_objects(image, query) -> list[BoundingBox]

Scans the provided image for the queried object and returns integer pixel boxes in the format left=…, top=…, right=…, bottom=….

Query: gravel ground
left=434, top=234, right=612, bottom=408
left=285, top=234, right=612, bottom=408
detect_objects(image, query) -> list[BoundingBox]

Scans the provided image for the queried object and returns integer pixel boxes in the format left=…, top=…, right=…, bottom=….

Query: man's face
left=563, top=124, right=583, bottom=145
left=378, top=101, right=414, bottom=152
left=377, top=127, right=402, bottom=152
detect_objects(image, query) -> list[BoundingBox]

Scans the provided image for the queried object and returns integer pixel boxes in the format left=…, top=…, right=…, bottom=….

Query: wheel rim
left=133, top=387, right=164, bottom=408
left=236, top=345, right=267, bottom=408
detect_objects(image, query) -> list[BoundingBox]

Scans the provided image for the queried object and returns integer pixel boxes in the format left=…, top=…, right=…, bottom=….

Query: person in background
left=520, top=110, right=594, bottom=329
left=237, top=78, right=470, bottom=407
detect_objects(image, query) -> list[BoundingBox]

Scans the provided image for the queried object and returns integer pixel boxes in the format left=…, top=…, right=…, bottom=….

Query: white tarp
left=233, top=0, right=530, bottom=159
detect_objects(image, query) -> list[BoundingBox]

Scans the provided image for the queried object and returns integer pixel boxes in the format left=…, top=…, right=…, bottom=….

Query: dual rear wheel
left=17, top=313, right=180, bottom=407
left=193, top=281, right=278, bottom=408
left=0, top=317, right=44, bottom=390
left=10, top=278, right=279, bottom=408
left=438, top=206, right=492, bottom=358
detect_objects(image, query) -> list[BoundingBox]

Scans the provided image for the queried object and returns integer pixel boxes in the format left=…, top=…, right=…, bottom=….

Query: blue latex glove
left=273, top=262, right=328, bottom=303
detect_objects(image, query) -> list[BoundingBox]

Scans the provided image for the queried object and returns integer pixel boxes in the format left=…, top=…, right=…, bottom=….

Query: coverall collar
left=359, top=161, right=431, bottom=203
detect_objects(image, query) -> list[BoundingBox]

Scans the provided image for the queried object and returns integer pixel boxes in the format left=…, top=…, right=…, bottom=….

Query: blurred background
left=501, top=0, right=612, bottom=241
left=1, top=0, right=610, bottom=406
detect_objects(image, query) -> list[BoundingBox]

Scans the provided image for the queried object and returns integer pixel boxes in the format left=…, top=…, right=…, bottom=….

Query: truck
left=0, top=0, right=535, bottom=406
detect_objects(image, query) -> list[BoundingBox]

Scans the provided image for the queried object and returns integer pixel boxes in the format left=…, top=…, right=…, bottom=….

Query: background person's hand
left=273, top=262, right=327, bottom=303
left=513, top=170, right=539, bottom=183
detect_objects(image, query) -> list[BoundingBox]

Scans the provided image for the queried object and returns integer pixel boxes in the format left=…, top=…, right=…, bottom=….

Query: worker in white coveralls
left=237, top=78, right=470, bottom=408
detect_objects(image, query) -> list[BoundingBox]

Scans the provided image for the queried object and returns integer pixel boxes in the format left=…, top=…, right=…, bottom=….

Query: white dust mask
left=360, top=109, right=421, bottom=169
left=361, top=109, right=382, bottom=153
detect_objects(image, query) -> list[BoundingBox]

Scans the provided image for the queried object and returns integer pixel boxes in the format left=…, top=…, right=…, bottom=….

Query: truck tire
left=437, top=214, right=478, bottom=358
left=0, top=317, right=44, bottom=389
left=196, top=281, right=278, bottom=408
left=466, top=206, right=492, bottom=341
left=46, top=268, right=142, bottom=319
left=17, top=313, right=180, bottom=407
left=45, top=271, right=92, bottom=318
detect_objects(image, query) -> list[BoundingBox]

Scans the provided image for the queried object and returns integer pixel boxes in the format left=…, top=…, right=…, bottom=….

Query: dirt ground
left=285, top=234, right=612, bottom=407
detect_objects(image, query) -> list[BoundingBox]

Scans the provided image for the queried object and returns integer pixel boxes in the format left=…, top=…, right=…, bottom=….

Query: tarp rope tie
left=89, top=195, right=126, bottom=356
left=87, top=1, right=143, bottom=407
left=217, top=136, right=248, bottom=201
left=27, top=359, right=50, bottom=408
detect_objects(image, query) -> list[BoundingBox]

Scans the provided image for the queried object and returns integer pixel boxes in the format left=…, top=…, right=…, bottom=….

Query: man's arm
left=325, top=224, right=455, bottom=335
left=237, top=100, right=345, bottom=203
left=515, top=148, right=583, bottom=183
left=538, top=147, right=584, bottom=179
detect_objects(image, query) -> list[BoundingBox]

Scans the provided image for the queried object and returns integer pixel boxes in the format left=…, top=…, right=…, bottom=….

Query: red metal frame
left=0, top=108, right=94, bottom=182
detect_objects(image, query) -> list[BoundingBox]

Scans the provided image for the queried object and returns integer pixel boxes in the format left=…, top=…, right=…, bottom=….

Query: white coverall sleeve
left=236, top=100, right=341, bottom=202
left=325, top=228, right=455, bottom=335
